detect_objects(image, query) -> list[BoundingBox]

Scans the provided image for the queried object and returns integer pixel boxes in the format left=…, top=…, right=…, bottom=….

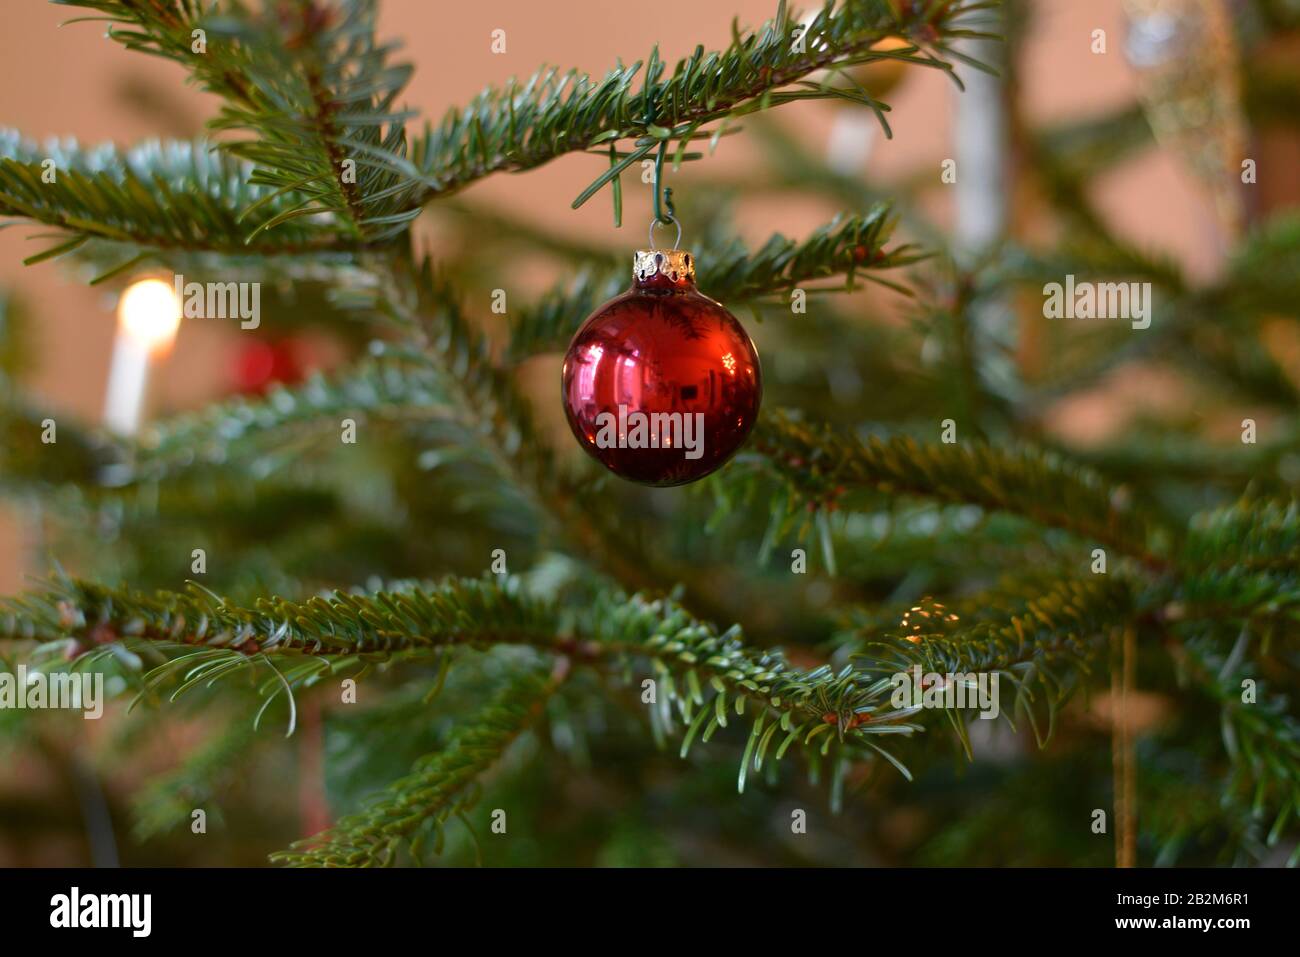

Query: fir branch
left=1209, top=213, right=1300, bottom=319
left=507, top=268, right=621, bottom=362
left=1183, top=498, right=1300, bottom=573
left=0, top=357, right=452, bottom=493
left=131, top=357, right=456, bottom=483
left=367, top=255, right=573, bottom=523
left=0, top=290, right=31, bottom=381
left=2, top=577, right=922, bottom=791
left=2, top=250, right=720, bottom=616
left=55, top=0, right=424, bottom=243
left=839, top=564, right=1118, bottom=644
left=440, top=200, right=625, bottom=267
left=1173, top=498, right=1300, bottom=627
left=1025, top=105, right=1153, bottom=243
left=1, top=356, right=457, bottom=496
left=41, top=0, right=996, bottom=253
left=409, top=0, right=994, bottom=204
left=0, top=393, right=115, bottom=492
left=0, top=576, right=559, bottom=661
left=748, top=411, right=1170, bottom=568
left=507, top=206, right=924, bottom=359
left=272, top=665, right=560, bottom=866
left=131, top=718, right=258, bottom=841
left=851, top=575, right=1134, bottom=748
left=1140, top=750, right=1275, bottom=867
left=0, top=132, right=344, bottom=260
left=705, top=205, right=925, bottom=298
left=1060, top=428, right=1300, bottom=492
left=593, top=589, right=923, bottom=799
left=1176, top=632, right=1300, bottom=857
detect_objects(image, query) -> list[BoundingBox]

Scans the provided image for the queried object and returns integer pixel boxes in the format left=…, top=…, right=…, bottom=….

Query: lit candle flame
left=117, top=278, right=181, bottom=356
left=104, top=278, right=183, bottom=436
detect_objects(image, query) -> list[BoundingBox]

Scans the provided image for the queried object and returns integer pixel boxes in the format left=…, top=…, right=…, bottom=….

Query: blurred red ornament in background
left=561, top=249, right=761, bottom=486
left=231, top=338, right=307, bottom=395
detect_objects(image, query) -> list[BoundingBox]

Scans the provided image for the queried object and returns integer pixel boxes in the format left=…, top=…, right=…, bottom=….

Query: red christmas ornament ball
left=231, top=338, right=306, bottom=395
left=561, top=249, right=762, bottom=486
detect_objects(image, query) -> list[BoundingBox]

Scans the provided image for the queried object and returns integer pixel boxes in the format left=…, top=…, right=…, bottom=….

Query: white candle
left=826, top=111, right=877, bottom=176
left=104, top=278, right=181, bottom=436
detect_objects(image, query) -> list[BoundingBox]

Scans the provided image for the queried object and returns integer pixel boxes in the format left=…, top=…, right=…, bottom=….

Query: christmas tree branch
left=1015, top=91, right=1300, bottom=413
left=1061, top=428, right=1300, bottom=493
left=410, top=0, right=996, bottom=208
left=507, top=206, right=924, bottom=359
left=272, top=664, right=561, bottom=866
left=49, top=0, right=995, bottom=250
left=1181, top=498, right=1300, bottom=574
left=55, top=0, right=423, bottom=244
left=1174, top=632, right=1300, bottom=861
left=1172, top=498, right=1300, bottom=628
left=748, top=411, right=1170, bottom=569
left=438, top=200, right=625, bottom=267
left=0, top=394, right=115, bottom=493
left=0, top=576, right=557, bottom=659
left=0, top=290, right=29, bottom=380
left=130, top=717, right=259, bottom=841
left=843, top=570, right=1131, bottom=658
left=0, top=132, right=354, bottom=263
left=367, top=256, right=587, bottom=534
left=2, top=576, right=924, bottom=802
left=850, top=575, right=1134, bottom=750
left=130, top=358, right=457, bottom=483
left=1210, top=213, right=1300, bottom=320
left=0, top=358, right=453, bottom=495
left=1024, top=105, right=1153, bottom=244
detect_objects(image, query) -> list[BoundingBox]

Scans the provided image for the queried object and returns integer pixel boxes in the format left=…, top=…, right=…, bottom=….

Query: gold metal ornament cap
left=633, top=248, right=695, bottom=285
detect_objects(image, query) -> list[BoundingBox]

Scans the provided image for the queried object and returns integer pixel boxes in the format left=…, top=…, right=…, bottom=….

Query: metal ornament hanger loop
left=648, top=214, right=682, bottom=251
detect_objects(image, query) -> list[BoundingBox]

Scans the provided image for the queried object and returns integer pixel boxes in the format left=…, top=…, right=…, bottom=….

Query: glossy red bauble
left=561, top=249, right=762, bottom=486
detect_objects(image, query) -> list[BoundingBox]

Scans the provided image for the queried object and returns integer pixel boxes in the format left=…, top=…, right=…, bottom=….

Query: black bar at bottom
left=0, top=866, right=1281, bottom=943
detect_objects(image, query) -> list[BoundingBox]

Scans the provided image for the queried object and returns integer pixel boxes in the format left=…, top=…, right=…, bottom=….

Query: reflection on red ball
left=561, top=251, right=761, bottom=486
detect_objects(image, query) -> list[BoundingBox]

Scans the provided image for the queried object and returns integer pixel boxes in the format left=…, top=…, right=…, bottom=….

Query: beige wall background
left=0, top=0, right=1231, bottom=590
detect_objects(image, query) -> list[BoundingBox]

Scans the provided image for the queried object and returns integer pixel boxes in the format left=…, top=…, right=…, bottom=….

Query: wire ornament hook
left=647, top=145, right=681, bottom=250
left=648, top=214, right=682, bottom=251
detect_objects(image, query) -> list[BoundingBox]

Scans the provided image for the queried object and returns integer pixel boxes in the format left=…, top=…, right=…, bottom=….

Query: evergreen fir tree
left=0, top=0, right=1297, bottom=869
